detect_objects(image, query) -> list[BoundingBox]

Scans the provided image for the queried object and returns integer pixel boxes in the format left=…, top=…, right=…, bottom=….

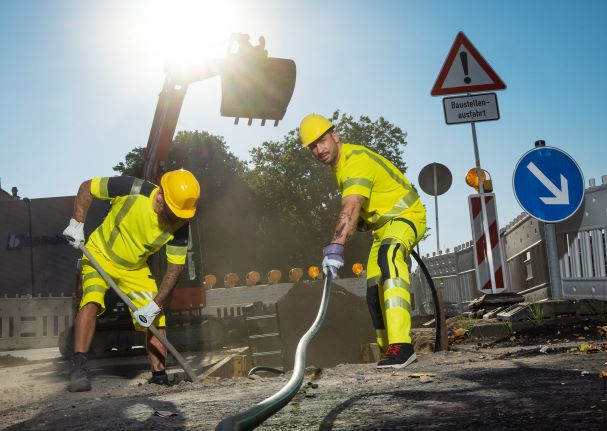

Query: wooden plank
left=199, top=347, right=249, bottom=381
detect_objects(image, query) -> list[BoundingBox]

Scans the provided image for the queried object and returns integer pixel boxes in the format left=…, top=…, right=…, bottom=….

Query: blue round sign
left=513, top=147, right=584, bottom=223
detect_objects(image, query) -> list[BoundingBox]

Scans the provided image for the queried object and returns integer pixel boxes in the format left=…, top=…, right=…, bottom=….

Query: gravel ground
left=1, top=341, right=606, bottom=431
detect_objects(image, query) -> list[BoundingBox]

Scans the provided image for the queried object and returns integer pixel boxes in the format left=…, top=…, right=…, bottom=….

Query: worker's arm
left=133, top=263, right=183, bottom=328
left=154, top=263, right=184, bottom=306
left=330, top=194, right=365, bottom=246
left=72, top=180, right=94, bottom=223
left=323, top=194, right=365, bottom=277
left=63, top=180, right=94, bottom=249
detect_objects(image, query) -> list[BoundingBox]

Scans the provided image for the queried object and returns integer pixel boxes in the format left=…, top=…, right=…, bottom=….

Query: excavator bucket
left=220, top=56, right=296, bottom=125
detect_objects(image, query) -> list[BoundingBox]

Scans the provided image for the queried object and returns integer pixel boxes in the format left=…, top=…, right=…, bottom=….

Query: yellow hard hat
left=160, top=169, right=200, bottom=219
left=299, top=114, right=334, bottom=147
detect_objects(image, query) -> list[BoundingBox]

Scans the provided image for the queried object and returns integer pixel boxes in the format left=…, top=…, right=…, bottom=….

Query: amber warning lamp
left=307, top=266, right=320, bottom=280
left=465, top=168, right=493, bottom=192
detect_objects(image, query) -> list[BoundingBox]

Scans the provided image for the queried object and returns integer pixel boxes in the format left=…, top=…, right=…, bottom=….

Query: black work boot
left=68, top=352, right=91, bottom=392
left=149, top=370, right=171, bottom=386
left=376, top=343, right=417, bottom=369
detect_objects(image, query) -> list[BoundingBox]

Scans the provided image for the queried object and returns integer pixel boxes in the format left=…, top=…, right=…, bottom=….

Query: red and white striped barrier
left=468, top=193, right=507, bottom=294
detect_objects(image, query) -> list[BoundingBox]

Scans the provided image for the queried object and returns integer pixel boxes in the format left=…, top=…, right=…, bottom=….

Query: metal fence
left=411, top=176, right=607, bottom=310
left=0, top=295, right=73, bottom=350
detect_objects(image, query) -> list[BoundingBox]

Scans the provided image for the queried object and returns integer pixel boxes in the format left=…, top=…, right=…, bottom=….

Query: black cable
left=410, top=250, right=442, bottom=352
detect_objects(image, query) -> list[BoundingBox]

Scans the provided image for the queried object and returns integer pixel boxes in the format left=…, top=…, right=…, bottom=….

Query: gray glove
left=322, top=243, right=344, bottom=278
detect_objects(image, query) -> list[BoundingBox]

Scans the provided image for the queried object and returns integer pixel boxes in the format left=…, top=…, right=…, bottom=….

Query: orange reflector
left=204, top=274, right=217, bottom=289
left=224, top=272, right=239, bottom=288
left=267, top=269, right=282, bottom=284
left=246, top=271, right=261, bottom=286
left=352, top=263, right=364, bottom=277
left=289, top=267, right=304, bottom=283
left=308, top=266, right=320, bottom=280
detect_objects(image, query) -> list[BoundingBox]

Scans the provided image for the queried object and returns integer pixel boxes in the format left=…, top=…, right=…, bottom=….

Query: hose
left=215, top=272, right=333, bottom=431
left=410, top=250, right=443, bottom=352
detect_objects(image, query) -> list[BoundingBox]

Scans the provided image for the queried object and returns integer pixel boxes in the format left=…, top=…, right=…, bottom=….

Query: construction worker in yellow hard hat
left=62, top=169, right=200, bottom=392
left=300, top=113, right=426, bottom=370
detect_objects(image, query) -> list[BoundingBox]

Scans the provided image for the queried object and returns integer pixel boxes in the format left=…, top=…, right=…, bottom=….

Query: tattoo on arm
left=154, top=263, right=184, bottom=306
left=73, top=180, right=93, bottom=223
left=331, top=195, right=364, bottom=245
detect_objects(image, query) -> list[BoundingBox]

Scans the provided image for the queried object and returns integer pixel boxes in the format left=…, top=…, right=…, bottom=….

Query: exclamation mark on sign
left=460, top=51, right=471, bottom=84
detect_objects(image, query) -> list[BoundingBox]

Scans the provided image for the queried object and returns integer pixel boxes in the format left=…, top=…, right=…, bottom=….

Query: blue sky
left=1, top=0, right=606, bottom=258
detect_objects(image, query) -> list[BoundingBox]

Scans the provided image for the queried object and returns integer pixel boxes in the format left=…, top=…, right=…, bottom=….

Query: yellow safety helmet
left=160, top=169, right=200, bottom=219
left=299, top=114, right=334, bottom=147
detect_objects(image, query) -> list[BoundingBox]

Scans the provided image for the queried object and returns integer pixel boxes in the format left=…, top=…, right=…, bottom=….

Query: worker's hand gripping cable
left=215, top=272, right=333, bottom=431
left=322, top=243, right=344, bottom=278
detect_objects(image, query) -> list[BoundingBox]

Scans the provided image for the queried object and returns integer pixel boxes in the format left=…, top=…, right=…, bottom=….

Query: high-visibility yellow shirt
left=87, top=176, right=189, bottom=269
left=333, top=143, right=425, bottom=229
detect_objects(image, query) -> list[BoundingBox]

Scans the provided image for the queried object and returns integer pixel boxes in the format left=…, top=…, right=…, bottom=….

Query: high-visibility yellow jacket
left=333, top=143, right=425, bottom=230
left=87, top=176, right=189, bottom=269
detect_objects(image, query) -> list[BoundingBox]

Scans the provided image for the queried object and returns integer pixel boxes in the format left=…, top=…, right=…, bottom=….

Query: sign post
left=418, top=163, right=453, bottom=252
left=431, top=31, right=506, bottom=294
left=512, top=141, right=585, bottom=299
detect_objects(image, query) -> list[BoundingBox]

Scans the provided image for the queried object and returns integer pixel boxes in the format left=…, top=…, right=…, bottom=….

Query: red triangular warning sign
left=431, top=32, right=506, bottom=96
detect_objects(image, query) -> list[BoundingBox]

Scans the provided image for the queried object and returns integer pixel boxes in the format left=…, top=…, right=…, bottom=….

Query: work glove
left=63, top=218, right=85, bottom=249
left=322, top=243, right=344, bottom=278
left=133, top=300, right=161, bottom=328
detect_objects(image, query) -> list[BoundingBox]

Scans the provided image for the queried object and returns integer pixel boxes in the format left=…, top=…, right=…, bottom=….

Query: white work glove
left=63, top=218, right=85, bottom=249
left=322, top=243, right=344, bottom=278
left=133, top=301, right=161, bottom=328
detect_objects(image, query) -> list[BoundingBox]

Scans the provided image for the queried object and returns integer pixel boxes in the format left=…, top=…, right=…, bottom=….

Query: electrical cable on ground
left=215, top=273, right=333, bottom=431
left=411, top=250, right=443, bottom=352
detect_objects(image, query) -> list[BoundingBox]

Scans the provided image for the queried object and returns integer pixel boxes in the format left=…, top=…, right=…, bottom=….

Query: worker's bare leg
left=73, top=302, right=99, bottom=353
left=146, top=328, right=170, bottom=385
left=147, top=328, right=167, bottom=372
left=69, top=302, right=99, bottom=392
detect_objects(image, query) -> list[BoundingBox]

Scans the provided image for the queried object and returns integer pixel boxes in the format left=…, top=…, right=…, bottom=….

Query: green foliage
left=112, top=147, right=145, bottom=176
left=527, top=302, right=544, bottom=327
left=332, top=111, right=408, bottom=173
left=458, top=315, right=474, bottom=335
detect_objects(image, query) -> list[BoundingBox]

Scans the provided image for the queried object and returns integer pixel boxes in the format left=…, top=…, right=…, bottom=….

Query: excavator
left=59, top=34, right=297, bottom=357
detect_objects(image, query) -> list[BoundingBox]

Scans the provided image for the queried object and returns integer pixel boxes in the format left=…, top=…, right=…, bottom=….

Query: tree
left=112, top=147, right=145, bottom=176
left=246, top=111, right=410, bottom=273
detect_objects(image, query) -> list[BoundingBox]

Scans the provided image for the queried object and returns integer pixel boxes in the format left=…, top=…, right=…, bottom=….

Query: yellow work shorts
left=80, top=244, right=166, bottom=332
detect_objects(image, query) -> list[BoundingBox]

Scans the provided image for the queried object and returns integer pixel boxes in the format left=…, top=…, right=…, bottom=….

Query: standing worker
left=62, top=169, right=200, bottom=392
left=299, top=114, right=426, bottom=369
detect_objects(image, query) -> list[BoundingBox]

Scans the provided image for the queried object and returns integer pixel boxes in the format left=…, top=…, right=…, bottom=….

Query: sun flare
left=138, top=0, right=245, bottom=68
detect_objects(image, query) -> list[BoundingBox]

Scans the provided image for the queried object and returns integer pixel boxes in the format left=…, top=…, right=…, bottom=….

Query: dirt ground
left=1, top=322, right=607, bottom=431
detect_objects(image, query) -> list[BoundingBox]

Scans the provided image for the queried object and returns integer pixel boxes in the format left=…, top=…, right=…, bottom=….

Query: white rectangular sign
left=443, top=92, right=499, bottom=125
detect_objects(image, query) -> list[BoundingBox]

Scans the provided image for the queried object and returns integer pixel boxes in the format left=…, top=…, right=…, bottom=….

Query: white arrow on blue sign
left=513, top=147, right=584, bottom=223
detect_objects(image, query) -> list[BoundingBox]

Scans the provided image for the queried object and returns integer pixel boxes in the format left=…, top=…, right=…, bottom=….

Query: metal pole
left=433, top=163, right=440, bottom=252
left=534, top=140, right=563, bottom=299
left=471, top=121, right=497, bottom=294
left=24, top=198, right=35, bottom=296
